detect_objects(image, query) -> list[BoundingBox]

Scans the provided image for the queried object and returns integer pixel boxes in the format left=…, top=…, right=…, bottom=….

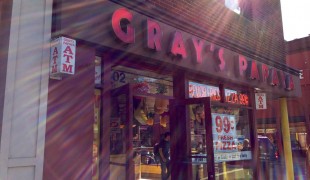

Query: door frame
left=111, top=83, right=173, bottom=179
left=111, top=84, right=134, bottom=180
left=169, top=97, right=216, bottom=179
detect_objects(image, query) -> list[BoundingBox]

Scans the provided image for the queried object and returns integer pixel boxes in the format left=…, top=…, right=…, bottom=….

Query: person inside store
left=242, top=139, right=251, bottom=151
left=196, top=142, right=204, bottom=154
left=191, top=105, right=206, bottom=180
left=159, top=132, right=171, bottom=180
left=192, top=104, right=205, bottom=135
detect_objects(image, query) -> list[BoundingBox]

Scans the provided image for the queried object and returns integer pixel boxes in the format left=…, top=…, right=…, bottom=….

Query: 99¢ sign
left=212, top=113, right=237, bottom=152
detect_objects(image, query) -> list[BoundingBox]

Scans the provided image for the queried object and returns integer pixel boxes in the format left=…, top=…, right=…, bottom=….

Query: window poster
left=212, top=113, right=251, bottom=162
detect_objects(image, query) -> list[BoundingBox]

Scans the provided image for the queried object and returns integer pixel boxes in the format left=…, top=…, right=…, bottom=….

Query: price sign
left=212, top=113, right=237, bottom=152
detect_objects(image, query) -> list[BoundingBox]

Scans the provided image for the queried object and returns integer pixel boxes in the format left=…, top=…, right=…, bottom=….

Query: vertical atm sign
left=50, top=37, right=76, bottom=76
left=255, top=93, right=267, bottom=110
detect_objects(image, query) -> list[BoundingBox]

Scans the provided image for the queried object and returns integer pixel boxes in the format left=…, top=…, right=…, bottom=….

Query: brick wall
left=286, top=37, right=310, bottom=86
left=118, top=0, right=286, bottom=63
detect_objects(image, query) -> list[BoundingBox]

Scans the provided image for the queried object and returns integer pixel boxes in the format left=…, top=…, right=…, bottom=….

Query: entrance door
left=110, top=84, right=134, bottom=180
left=110, top=83, right=172, bottom=180
left=169, top=97, right=216, bottom=179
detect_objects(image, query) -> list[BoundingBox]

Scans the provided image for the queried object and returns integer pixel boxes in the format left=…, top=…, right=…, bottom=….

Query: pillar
left=280, top=98, right=294, bottom=180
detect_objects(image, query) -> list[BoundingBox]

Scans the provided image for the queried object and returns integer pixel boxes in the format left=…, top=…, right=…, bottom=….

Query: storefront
left=44, top=1, right=301, bottom=180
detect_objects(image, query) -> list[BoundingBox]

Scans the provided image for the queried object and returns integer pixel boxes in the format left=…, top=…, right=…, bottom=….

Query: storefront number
left=112, top=71, right=126, bottom=83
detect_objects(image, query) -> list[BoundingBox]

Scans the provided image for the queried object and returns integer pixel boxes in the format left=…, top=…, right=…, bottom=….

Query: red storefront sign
left=111, top=7, right=295, bottom=92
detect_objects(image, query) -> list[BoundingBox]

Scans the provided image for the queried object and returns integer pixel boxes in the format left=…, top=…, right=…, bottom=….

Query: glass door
left=110, top=83, right=172, bottom=180
left=169, top=97, right=216, bottom=179
left=132, top=95, right=171, bottom=179
left=110, top=84, right=134, bottom=180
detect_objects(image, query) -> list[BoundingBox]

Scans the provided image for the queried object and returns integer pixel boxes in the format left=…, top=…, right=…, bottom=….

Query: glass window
left=224, top=88, right=249, bottom=106
left=132, top=96, right=170, bottom=179
left=112, top=66, right=173, bottom=96
left=212, top=106, right=253, bottom=179
left=110, top=93, right=127, bottom=155
left=189, top=104, right=208, bottom=180
left=110, top=66, right=173, bottom=179
left=189, top=81, right=220, bottom=101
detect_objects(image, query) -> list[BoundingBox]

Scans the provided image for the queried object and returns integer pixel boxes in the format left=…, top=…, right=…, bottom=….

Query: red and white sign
left=211, top=113, right=252, bottom=162
left=50, top=37, right=76, bottom=77
left=255, top=93, right=267, bottom=110
left=212, top=113, right=237, bottom=152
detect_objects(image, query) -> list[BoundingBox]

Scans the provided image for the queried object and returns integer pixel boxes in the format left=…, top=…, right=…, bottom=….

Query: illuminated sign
left=188, top=82, right=220, bottom=101
left=189, top=82, right=249, bottom=105
left=225, top=89, right=249, bottom=106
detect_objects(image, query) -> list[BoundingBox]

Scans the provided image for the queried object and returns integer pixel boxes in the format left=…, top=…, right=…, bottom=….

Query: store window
left=224, top=88, right=249, bottom=106
left=112, top=66, right=173, bottom=96
left=189, top=81, right=220, bottom=101
left=188, top=82, right=253, bottom=178
left=110, top=66, right=173, bottom=179
left=212, top=106, right=253, bottom=179
left=189, top=103, right=208, bottom=179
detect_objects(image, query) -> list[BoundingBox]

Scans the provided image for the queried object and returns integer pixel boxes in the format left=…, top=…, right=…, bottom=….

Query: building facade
left=286, top=37, right=310, bottom=149
left=0, top=0, right=301, bottom=180
left=256, top=37, right=310, bottom=155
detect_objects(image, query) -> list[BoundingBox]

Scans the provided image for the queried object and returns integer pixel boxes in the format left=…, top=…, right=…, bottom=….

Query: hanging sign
left=255, top=93, right=267, bottom=110
left=50, top=37, right=76, bottom=78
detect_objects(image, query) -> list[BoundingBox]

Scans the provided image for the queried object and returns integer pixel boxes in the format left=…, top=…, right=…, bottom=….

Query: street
left=265, top=151, right=308, bottom=180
